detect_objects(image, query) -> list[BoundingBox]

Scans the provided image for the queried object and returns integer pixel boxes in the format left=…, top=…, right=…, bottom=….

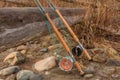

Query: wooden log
left=0, top=7, right=86, bottom=51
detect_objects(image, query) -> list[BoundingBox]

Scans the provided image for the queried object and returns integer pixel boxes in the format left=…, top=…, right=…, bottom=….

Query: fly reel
left=59, top=56, right=73, bottom=71
left=72, top=45, right=83, bottom=57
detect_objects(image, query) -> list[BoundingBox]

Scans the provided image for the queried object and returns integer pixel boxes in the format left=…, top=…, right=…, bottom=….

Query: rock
left=5, top=74, right=16, bottom=80
left=106, top=59, right=120, bottom=66
left=17, top=45, right=28, bottom=51
left=111, top=74, right=120, bottom=79
left=40, top=48, right=48, bottom=53
left=29, top=74, right=43, bottom=80
left=0, top=66, right=20, bottom=76
left=97, top=67, right=115, bottom=77
left=93, top=53, right=107, bottom=63
left=84, top=74, right=93, bottom=78
left=20, top=50, right=27, bottom=54
left=16, top=70, right=34, bottom=80
left=45, top=71, right=50, bottom=75
left=34, top=56, right=56, bottom=72
left=4, top=51, right=25, bottom=65
left=26, top=55, right=33, bottom=59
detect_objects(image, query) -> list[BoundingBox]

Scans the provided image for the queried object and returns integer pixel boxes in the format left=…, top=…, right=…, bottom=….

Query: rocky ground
left=0, top=34, right=119, bottom=80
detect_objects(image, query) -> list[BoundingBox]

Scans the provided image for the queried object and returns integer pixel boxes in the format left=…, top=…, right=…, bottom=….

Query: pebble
left=34, top=56, right=56, bottom=72
left=16, top=70, right=34, bottom=80
left=20, top=50, right=27, bottom=54
left=111, top=74, right=120, bottom=79
left=17, top=45, right=28, bottom=51
left=0, top=66, right=20, bottom=76
left=45, top=71, right=50, bottom=75
left=84, top=74, right=93, bottom=78
left=4, top=51, right=25, bottom=65
left=26, top=55, right=33, bottom=59
left=40, top=48, right=48, bottom=53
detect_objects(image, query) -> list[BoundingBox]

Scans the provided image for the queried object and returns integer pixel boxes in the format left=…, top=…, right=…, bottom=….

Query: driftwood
left=0, top=7, right=86, bottom=51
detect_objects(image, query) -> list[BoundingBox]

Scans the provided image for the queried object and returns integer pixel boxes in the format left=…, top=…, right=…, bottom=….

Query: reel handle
left=74, top=61, right=84, bottom=75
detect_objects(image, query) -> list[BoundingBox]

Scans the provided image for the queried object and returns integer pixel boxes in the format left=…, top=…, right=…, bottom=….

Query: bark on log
left=0, top=7, right=86, bottom=51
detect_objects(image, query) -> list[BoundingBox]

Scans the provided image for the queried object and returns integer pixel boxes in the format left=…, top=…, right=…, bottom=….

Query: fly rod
left=34, top=0, right=84, bottom=75
left=45, top=0, right=92, bottom=60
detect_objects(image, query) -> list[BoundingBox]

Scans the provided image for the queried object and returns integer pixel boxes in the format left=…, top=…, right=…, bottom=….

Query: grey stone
left=29, top=74, right=43, bottom=80
left=106, top=59, right=120, bottom=66
left=16, top=70, right=34, bottom=80
left=5, top=74, right=16, bottom=80
left=0, top=66, right=20, bottom=76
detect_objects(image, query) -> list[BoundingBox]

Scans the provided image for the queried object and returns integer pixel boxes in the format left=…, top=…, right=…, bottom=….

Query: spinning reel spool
left=59, top=56, right=73, bottom=71
left=72, top=45, right=83, bottom=57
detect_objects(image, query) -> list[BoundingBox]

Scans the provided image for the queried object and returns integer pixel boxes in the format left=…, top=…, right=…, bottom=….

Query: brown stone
left=4, top=51, right=25, bottom=65
left=34, top=56, right=56, bottom=72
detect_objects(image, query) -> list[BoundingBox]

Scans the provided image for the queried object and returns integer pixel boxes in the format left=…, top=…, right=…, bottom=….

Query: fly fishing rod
left=45, top=0, right=92, bottom=60
left=34, top=0, right=84, bottom=75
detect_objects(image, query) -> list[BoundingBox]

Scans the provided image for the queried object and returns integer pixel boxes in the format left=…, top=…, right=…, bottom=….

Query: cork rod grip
left=74, top=61, right=84, bottom=75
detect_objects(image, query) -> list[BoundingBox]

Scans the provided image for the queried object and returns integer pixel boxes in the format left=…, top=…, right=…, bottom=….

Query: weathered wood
left=0, top=7, right=86, bottom=51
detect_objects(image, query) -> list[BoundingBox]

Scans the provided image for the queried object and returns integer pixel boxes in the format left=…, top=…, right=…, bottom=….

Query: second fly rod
left=45, top=0, right=92, bottom=60
left=34, top=0, right=84, bottom=75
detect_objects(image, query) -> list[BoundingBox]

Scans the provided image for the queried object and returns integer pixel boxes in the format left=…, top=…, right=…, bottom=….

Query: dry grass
left=72, top=0, right=120, bottom=48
